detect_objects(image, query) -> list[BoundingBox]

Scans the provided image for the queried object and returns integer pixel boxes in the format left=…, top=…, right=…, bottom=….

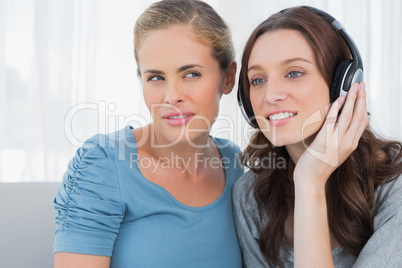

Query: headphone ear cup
left=330, top=59, right=352, bottom=102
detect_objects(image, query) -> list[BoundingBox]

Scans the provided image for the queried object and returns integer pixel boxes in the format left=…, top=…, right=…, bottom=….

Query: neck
left=285, top=135, right=315, bottom=164
left=151, top=126, right=212, bottom=157
left=140, top=124, right=216, bottom=173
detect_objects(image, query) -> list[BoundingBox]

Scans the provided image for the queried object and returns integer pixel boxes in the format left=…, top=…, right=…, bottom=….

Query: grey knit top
left=233, top=170, right=402, bottom=267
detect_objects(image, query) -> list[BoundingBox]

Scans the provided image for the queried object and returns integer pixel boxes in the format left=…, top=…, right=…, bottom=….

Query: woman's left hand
left=293, top=82, right=369, bottom=188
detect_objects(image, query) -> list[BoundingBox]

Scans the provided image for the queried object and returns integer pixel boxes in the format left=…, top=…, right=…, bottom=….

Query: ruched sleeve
left=53, top=135, right=124, bottom=256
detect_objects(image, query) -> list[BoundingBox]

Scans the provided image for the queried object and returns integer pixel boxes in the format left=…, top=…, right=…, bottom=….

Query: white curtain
left=1, top=0, right=401, bottom=182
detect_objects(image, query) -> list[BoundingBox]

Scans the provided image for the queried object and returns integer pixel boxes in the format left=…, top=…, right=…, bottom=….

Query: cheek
left=143, top=86, right=164, bottom=101
left=142, top=91, right=152, bottom=108
left=142, top=90, right=162, bottom=114
left=309, top=93, right=330, bottom=119
left=300, top=82, right=330, bottom=114
left=199, top=91, right=220, bottom=117
left=298, top=94, right=330, bottom=138
left=250, top=91, right=264, bottom=115
left=193, top=82, right=221, bottom=104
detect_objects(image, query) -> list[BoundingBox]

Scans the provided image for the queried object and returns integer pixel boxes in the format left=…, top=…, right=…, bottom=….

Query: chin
left=266, top=134, right=304, bottom=148
left=269, top=139, right=293, bottom=147
left=262, top=125, right=320, bottom=148
left=173, top=128, right=211, bottom=146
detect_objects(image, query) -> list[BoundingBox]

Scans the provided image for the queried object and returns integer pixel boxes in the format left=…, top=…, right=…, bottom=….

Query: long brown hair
left=240, top=7, right=402, bottom=267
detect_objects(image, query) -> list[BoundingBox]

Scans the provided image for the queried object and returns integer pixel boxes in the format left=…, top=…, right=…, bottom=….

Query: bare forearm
left=294, top=182, right=333, bottom=268
left=54, top=252, right=110, bottom=268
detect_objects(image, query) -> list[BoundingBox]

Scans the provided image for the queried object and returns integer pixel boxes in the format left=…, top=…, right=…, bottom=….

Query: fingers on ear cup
left=330, top=59, right=352, bottom=102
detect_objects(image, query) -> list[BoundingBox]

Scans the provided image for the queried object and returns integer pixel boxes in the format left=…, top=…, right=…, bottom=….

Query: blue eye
left=286, top=71, right=303, bottom=78
left=250, top=78, right=266, bottom=86
left=185, top=72, right=201, bottom=78
left=148, top=76, right=164, bottom=81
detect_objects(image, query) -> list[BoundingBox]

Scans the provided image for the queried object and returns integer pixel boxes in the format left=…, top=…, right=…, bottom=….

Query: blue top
left=53, top=126, right=244, bottom=267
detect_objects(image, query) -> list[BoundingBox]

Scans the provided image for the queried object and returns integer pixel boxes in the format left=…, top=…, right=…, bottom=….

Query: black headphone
left=237, top=6, right=364, bottom=127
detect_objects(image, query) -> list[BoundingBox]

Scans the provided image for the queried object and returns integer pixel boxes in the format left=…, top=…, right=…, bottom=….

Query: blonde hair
left=134, top=0, right=235, bottom=73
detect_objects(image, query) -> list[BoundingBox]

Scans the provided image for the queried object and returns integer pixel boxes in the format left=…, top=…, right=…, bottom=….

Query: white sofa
left=0, top=182, right=60, bottom=268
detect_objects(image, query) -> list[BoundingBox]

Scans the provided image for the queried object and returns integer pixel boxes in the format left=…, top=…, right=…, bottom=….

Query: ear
left=222, top=61, right=237, bottom=95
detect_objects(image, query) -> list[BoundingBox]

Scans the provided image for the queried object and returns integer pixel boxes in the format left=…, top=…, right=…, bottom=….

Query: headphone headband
left=302, top=6, right=363, bottom=72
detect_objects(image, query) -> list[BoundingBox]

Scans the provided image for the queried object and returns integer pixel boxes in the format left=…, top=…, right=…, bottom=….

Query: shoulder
left=233, top=170, right=257, bottom=206
left=372, top=175, right=402, bottom=217
left=234, top=170, right=257, bottom=193
left=211, top=136, right=241, bottom=155
left=377, top=174, right=402, bottom=195
left=232, top=170, right=263, bottom=233
left=70, top=133, right=114, bottom=173
left=211, top=136, right=244, bottom=176
left=84, top=125, right=136, bottom=149
left=65, top=126, right=136, bottom=185
left=79, top=126, right=136, bottom=160
left=354, top=175, right=402, bottom=266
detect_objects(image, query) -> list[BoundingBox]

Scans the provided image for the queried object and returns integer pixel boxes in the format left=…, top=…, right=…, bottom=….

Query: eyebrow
left=178, top=64, right=203, bottom=73
left=143, top=69, right=165, bottom=75
left=247, top=57, right=313, bottom=73
left=143, top=64, right=204, bottom=76
left=280, top=57, right=313, bottom=66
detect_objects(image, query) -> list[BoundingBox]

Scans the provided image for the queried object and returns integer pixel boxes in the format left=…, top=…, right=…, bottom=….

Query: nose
left=164, top=80, right=185, bottom=105
left=264, top=79, right=288, bottom=104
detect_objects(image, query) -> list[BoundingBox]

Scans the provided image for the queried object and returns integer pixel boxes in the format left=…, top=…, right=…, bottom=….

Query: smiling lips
left=266, top=111, right=297, bottom=127
left=163, top=111, right=195, bottom=126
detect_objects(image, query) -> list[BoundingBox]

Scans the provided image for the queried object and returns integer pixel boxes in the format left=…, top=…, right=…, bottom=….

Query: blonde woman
left=53, top=1, right=242, bottom=267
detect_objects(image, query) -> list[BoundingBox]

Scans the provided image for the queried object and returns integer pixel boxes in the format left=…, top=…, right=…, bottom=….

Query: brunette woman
left=233, top=6, right=402, bottom=268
